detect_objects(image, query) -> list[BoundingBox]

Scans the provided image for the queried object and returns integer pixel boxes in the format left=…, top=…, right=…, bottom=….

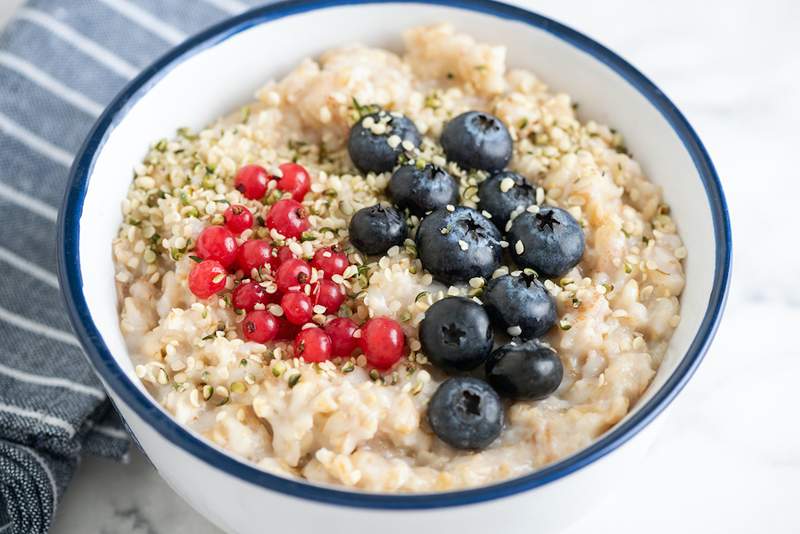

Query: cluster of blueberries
left=346, top=109, right=585, bottom=450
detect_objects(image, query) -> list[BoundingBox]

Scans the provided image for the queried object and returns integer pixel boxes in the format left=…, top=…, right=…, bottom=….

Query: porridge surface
left=113, top=24, right=686, bottom=492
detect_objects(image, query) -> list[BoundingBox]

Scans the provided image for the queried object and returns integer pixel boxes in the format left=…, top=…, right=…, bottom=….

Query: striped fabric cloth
left=0, top=1, right=265, bottom=532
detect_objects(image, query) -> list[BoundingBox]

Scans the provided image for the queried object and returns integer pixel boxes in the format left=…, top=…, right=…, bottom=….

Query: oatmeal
left=113, top=24, right=686, bottom=492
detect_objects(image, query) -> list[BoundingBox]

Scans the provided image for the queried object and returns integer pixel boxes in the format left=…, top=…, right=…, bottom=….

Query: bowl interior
left=71, top=0, right=720, bottom=492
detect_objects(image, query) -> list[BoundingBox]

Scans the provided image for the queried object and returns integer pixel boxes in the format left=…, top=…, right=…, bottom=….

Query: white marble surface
left=3, top=0, right=794, bottom=532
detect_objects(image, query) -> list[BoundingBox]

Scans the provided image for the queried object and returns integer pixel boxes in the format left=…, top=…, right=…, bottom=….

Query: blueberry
left=507, top=206, right=585, bottom=278
left=348, top=112, right=421, bottom=174
left=348, top=204, right=407, bottom=256
left=416, top=206, right=502, bottom=284
left=388, top=164, right=459, bottom=216
left=440, top=111, right=512, bottom=172
left=419, top=297, right=494, bottom=371
left=483, top=275, right=556, bottom=339
left=427, top=377, right=504, bottom=450
left=478, top=171, right=536, bottom=228
left=485, top=340, right=563, bottom=400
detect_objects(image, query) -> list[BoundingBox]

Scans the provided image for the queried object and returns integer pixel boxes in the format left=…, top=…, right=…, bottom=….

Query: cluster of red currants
left=185, top=163, right=405, bottom=370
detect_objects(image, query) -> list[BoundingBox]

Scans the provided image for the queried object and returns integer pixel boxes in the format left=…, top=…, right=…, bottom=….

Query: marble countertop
left=10, top=0, right=794, bottom=532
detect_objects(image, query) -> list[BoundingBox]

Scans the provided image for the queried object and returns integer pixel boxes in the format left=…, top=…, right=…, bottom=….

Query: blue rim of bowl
left=58, top=0, right=731, bottom=510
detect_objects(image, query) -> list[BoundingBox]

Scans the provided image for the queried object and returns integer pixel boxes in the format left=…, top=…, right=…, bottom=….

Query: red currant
left=311, top=247, right=348, bottom=278
left=223, top=204, right=254, bottom=234
left=188, top=260, right=227, bottom=299
left=196, top=226, right=238, bottom=269
left=237, top=239, right=276, bottom=275
left=360, top=317, right=405, bottom=369
left=241, top=310, right=279, bottom=343
left=281, top=291, right=313, bottom=325
left=274, top=317, right=300, bottom=341
left=276, top=245, right=296, bottom=264
left=234, top=164, right=269, bottom=200
left=232, top=281, right=274, bottom=311
left=324, top=317, right=359, bottom=358
left=294, top=327, right=332, bottom=362
left=265, top=198, right=309, bottom=239
left=276, top=162, right=311, bottom=202
left=312, top=279, right=346, bottom=314
left=275, top=258, right=311, bottom=293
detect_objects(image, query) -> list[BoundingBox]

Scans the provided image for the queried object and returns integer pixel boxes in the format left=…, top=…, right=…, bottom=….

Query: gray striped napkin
left=0, top=0, right=264, bottom=532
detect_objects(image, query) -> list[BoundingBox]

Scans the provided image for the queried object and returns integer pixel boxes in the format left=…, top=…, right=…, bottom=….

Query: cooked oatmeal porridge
left=113, top=24, right=686, bottom=492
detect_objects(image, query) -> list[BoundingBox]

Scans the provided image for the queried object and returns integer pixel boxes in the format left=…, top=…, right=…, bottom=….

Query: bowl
left=58, top=1, right=731, bottom=533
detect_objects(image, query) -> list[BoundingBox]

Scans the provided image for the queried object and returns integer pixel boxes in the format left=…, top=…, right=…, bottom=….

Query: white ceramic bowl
left=58, top=1, right=731, bottom=533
